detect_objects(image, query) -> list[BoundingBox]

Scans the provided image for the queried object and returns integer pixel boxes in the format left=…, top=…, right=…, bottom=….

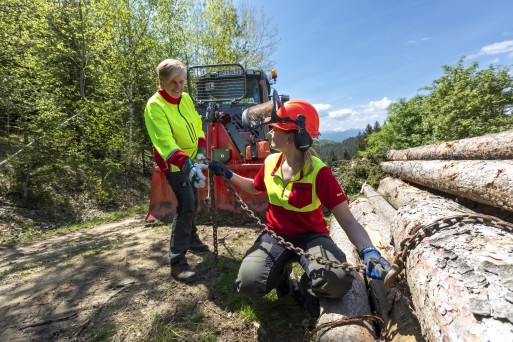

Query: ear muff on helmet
left=293, top=114, right=313, bottom=151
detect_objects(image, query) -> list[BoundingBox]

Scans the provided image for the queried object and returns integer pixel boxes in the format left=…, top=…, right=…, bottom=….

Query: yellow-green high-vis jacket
left=144, top=90, right=205, bottom=173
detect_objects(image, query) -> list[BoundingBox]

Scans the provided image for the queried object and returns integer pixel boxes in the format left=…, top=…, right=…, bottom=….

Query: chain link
left=221, top=176, right=367, bottom=273
left=384, top=213, right=513, bottom=288
left=211, top=171, right=513, bottom=340
left=209, top=169, right=219, bottom=272
left=307, top=315, right=387, bottom=341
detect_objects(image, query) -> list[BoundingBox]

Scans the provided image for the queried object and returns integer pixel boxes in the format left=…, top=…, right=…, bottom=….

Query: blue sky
left=250, top=0, right=513, bottom=133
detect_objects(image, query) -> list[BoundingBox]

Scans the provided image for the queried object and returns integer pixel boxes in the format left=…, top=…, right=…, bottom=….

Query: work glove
left=195, top=146, right=206, bottom=162
left=208, top=161, right=233, bottom=179
left=361, top=248, right=392, bottom=280
left=182, top=158, right=208, bottom=188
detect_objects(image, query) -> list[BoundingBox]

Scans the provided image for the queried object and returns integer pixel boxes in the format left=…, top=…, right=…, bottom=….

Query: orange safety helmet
left=266, top=99, right=320, bottom=138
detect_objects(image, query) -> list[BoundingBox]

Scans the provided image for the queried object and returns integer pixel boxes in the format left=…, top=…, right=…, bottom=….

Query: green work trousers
left=236, top=232, right=354, bottom=299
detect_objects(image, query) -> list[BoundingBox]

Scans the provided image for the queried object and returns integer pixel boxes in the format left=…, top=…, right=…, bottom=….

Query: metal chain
left=221, top=177, right=367, bottom=273
left=306, top=315, right=387, bottom=341
left=212, top=171, right=513, bottom=341
left=384, top=213, right=513, bottom=288
left=221, top=176, right=390, bottom=340
left=209, top=169, right=219, bottom=272
left=217, top=173, right=396, bottom=340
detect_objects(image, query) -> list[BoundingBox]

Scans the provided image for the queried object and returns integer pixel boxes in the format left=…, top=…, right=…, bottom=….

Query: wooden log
left=315, top=220, right=376, bottom=341
left=377, top=177, right=437, bottom=210
left=361, top=183, right=396, bottom=245
left=350, top=198, right=424, bottom=342
left=386, top=130, right=513, bottom=161
left=380, top=160, right=513, bottom=213
left=378, top=178, right=513, bottom=341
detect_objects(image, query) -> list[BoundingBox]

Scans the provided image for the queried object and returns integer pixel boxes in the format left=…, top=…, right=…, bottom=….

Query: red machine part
left=145, top=122, right=269, bottom=223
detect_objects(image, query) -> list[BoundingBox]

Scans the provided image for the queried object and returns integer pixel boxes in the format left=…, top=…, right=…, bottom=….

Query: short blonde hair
left=157, top=59, right=186, bottom=87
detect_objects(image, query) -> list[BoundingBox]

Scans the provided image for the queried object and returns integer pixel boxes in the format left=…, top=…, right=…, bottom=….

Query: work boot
left=171, top=263, right=196, bottom=282
left=189, top=239, right=210, bottom=252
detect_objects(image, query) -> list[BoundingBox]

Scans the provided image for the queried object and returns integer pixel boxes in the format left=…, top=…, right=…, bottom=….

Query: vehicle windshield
left=241, top=77, right=262, bottom=104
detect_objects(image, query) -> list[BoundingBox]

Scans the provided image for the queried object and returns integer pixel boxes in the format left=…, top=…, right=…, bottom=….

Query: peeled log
left=386, top=130, right=513, bottom=161
left=350, top=198, right=424, bottom=342
left=380, top=160, right=513, bottom=212
left=378, top=178, right=513, bottom=341
left=315, top=220, right=376, bottom=341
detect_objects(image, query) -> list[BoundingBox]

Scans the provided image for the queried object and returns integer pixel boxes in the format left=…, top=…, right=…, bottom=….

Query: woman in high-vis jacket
left=144, top=59, right=209, bottom=283
left=209, top=99, right=392, bottom=317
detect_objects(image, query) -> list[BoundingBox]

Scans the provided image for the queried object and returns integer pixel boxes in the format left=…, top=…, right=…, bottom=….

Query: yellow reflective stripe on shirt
left=263, top=153, right=324, bottom=212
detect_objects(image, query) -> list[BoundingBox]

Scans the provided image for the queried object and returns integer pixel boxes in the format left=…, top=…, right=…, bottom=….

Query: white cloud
left=318, top=97, right=393, bottom=133
left=313, top=103, right=332, bottom=112
left=407, top=37, right=429, bottom=45
left=469, top=40, right=513, bottom=58
left=328, top=108, right=359, bottom=119
left=361, top=97, right=392, bottom=114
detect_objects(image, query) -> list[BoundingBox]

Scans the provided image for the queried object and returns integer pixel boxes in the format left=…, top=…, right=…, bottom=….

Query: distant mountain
left=318, top=128, right=362, bottom=142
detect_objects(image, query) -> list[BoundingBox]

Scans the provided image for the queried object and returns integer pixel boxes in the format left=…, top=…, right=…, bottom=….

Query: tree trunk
left=315, top=220, right=376, bottom=341
left=378, top=178, right=513, bottom=341
left=386, top=130, right=513, bottom=161
left=350, top=198, right=424, bottom=342
left=380, top=160, right=513, bottom=212
left=361, top=183, right=396, bottom=244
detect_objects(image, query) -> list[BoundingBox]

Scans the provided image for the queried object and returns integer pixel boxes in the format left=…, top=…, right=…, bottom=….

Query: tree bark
left=380, top=160, right=513, bottom=213
left=378, top=178, right=513, bottom=341
left=315, top=220, right=376, bottom=341
left=386, top=130, right=513, bottom=161
left=361, top=183, right=397, bottom=244
left=350, top=198, right=424, bottom=342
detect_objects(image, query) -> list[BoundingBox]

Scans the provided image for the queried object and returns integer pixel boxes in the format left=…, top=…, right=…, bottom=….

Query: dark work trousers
left=236, top=232, right=355, bottom=299
left=166, top=171, right=201, bottom=266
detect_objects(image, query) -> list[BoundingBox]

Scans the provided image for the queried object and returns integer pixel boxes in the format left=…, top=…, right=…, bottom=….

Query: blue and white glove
left=182, top=158, right=208, bottom=188
left=361, top=247, right=392, bottom=280
left=208, top=161, right=233, bottom=179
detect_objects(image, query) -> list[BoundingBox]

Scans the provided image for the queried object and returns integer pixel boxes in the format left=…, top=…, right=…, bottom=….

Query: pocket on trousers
left=288, top=183, right=313, bottom=209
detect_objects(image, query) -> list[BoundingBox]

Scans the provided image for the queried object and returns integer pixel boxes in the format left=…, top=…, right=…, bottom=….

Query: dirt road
left=0, top=215, right=308, bottom=341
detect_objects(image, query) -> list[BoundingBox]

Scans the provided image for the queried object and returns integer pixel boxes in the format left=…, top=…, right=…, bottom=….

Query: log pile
left=317, top=131, right=513, bottom=341
left=382, top=130, right=513, bottom=213
left=386, top=130, right=513, bottom=161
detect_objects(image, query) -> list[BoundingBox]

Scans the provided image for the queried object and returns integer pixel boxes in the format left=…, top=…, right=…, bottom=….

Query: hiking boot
left=171, top=263, right=196, bottom=282
left=189, top=239, right=210, bottom=252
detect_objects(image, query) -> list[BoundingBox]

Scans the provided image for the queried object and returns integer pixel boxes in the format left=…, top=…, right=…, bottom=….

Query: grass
left=147, top=241, right=310, bottom=341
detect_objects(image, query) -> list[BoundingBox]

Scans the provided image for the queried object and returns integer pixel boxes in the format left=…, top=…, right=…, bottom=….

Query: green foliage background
left=1, top=0, right=512, bottom=225
left=0, top=0, right=278, bottom=223
left=365, top=58, right=513, bottom=155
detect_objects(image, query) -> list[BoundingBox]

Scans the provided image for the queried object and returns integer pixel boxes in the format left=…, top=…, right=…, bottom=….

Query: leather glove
left=361, top=248, right=392, bottom=280
left=195, top=146, right=206, bottom=162
left=208, top=161, right=233, bottom=179
left=182, top=158, right=208, bottom=188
